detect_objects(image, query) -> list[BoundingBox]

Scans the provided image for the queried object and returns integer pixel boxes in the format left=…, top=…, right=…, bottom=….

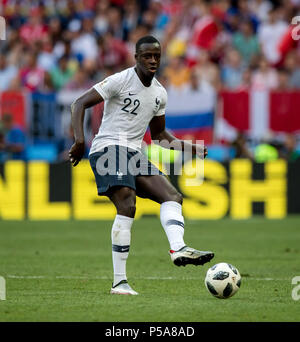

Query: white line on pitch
left=6, top=275, right=290, bottom=281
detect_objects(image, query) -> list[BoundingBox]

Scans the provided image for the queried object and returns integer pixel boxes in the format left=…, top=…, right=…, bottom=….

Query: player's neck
left=134, top=67, right=153, bottom=87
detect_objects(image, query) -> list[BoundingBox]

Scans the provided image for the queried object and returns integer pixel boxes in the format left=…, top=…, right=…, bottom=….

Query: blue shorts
left=89, top=145, right=164, bottom=196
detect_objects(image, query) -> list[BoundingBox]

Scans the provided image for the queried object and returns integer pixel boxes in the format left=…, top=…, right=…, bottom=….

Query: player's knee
left=127, top=204, right=136, bottom=217
left=166, top=191, right=183, bottom=205
left=110, top=187, right=136, bottom=218
left=173, top=192, right=183, bottom=205
left=118, top=203, right=136, bottom=217
left=118, top=193, right=136, bottom=217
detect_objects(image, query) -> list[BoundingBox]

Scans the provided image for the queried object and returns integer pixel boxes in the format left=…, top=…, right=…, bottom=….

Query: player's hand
left=195, top=144, right=208, bottom=159
left=69, top=141, right=85, bottom=166
left=204, top=145, right=208, bottom=159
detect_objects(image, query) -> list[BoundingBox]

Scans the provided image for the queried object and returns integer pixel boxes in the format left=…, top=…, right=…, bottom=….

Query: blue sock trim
left=166, top=219, right=184, bottom=229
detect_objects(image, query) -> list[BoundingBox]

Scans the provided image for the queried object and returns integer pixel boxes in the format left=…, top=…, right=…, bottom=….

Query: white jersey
left=89, top=67, right=167, bottom=154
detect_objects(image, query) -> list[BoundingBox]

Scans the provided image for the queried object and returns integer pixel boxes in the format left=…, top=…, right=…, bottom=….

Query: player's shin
left=111, top=214, right=133, bottom=287
left=160, top=201, right=185, bottom=251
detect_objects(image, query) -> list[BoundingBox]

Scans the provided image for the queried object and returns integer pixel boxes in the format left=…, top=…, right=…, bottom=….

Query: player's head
left=135, top=36, right=161, bottom=77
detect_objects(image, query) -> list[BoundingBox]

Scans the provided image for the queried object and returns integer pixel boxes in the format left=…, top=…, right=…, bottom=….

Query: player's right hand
left=69, top=141, right=85, bottom=166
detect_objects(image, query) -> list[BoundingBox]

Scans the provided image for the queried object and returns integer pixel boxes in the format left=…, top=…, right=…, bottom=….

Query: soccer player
left=69, top=36, right=214, bottom=295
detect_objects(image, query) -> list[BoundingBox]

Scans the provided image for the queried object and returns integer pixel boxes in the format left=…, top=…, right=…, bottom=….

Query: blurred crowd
left=1, top=0, right=300, bottom=162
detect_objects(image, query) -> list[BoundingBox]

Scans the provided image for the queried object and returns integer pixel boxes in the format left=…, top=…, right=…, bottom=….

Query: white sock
left=111, top=214, right=134, bottom=287
left=160, top=201, right=185, bottom=251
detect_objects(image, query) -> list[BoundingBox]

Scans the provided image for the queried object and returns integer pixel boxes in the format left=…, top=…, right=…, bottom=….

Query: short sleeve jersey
left=89, top=67, right=167, bottom=154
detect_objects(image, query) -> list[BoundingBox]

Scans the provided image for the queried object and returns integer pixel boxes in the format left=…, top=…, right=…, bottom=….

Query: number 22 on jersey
left=121, top=98, right=140, bottom=115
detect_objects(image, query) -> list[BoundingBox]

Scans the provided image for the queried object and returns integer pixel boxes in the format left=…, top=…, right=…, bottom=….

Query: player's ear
left=134, top=53, right=138, bottom=61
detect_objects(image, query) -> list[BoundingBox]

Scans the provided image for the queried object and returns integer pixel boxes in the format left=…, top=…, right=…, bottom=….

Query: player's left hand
left=195, top=145, right=208, bottom=159
left=203, top=145, right=208, bottom=159
left=69, top=141, right=85, bottom=166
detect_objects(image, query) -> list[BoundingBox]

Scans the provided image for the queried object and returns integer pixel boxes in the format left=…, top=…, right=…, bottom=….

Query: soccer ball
left=205, top=263, right=241, bottom=299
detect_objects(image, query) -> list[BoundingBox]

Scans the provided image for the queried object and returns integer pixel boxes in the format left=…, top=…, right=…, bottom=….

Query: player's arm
left=149, top=115, right=208, bottom=158
left=69, top=87, right=103, bottom=166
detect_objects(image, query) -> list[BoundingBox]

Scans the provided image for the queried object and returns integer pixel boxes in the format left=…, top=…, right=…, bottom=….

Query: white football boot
left=110, top=280, right=139, bottom=295
left=169, top=246, right=214, bottom=267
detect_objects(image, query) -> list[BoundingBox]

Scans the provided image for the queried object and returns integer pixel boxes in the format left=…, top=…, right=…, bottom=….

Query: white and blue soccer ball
left=205, top=262, right=241, bottom=299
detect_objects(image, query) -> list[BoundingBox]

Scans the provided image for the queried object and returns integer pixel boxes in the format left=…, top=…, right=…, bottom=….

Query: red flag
left=0, top=91, right=26, bottom=128
left=270, top=91, right=300, bottom=133
left=220, top=90, right=249, bottom=131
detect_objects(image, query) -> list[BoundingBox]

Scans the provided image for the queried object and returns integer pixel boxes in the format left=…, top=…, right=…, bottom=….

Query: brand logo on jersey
left=129, top=92, right=137, bottom=96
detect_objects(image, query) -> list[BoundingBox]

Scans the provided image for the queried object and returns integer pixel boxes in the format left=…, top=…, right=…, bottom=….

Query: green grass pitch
left=0, top=217, right=300, bottom=322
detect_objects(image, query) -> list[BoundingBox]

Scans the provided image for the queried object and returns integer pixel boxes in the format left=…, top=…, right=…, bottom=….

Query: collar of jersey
left=133, top=66, right=154, bottom=89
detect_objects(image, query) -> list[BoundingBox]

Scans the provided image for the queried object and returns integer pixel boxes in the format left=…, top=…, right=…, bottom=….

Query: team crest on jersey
left=116, top=170, right=123, bottom=180
left=155, top=97, right=160, bottom=112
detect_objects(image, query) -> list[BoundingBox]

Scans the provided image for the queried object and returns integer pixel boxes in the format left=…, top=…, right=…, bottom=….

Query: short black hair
left=135, top=36, right=160, bottom=53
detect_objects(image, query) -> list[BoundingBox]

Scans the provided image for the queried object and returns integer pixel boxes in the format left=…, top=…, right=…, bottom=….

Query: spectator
left=193, top=50, right=221, bottom=90
left=19, top=7, right=48, bottom=46
left=189, top=71, right=201, bottom=92
left=223, top=6, right=240, bottom=34
left=19, top=51, right=46, bottom=92
left=6, top=75, right=22, bottom=91
left=0, top=114, right=26, bottom=161
left=70, top=14, right=99, bottom=62
left=248, top=0, right=272, bottom=22
left=191, top=1, right=219, bottom=50
left=106, top=6, right=124, bottom=39
left=258, top=7, right=288, bottom=65
left=221, top=49, right=244, bottom=89
left=208, top=21, right=232, bottom=64
left=276, top=68, right=291, bottom=91
left=50, top=55, right=76, bottom=90
left=163, top=56, right=191, bottom=88
left=235, top=0, right=260, bottom=32
left=94, top=0, right=110, bottom=35
left=281, top=133, right=300, bottom=161
left=126, top=24, right=152, bottom=64
left=82, top=58, right=100, bottom=82
left=48, top=16, right=63, bottom=45
left=122, top=0, right=141, bottom=41
left=239, top=68, right=252, bottom=90
left=0, top=53, right=18, bottom=91
left=6, top=41, right=24, bottom=69
left=231, top=132, right=253, bottom=159
left=53, top=39, right=79, bottom=71
left=63, top=69, right=94, bottom=91
left=140, top=8, right=157, bottom=31
left=37, top=35, right=57, bottom=72
left=158, top=73, right=169, bottom=89
left=98, top=31, right=130, bottom=73
left=5, top=2, right=26, bottom=31
left=284, top=51, right=300, bottom=89
left=232, top=20, right=260, bottom=67
left=186, top=0, right=219, bottom=65
left=251, top=56, right=278, bottom=90
left=148, top=0, right=170, bottom=38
